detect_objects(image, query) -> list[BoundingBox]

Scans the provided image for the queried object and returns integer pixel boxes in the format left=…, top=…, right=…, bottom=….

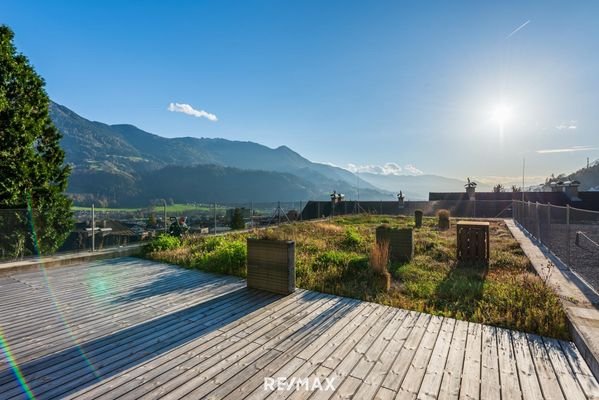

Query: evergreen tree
left=229, top=208, right=245, bottom=230
left=0, top=25, right=73, bottom=255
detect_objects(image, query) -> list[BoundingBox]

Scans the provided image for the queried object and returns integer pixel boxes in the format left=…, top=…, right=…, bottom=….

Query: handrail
left=576, top=231, right=599, bottom=249
left=512, top=199, right=599, bottom=215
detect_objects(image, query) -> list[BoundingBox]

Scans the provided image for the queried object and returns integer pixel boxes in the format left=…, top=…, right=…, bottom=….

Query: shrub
left=313, top=250, right=352, bottom=271
left=342, top=227, right=363, bottom=249
left=143, top=234, right=181, bottom=253
left=230, top=208, right=245, bottom=230
left=194, top=239, right=247, bottom=277
left=437, top=209, right=450, bottom=230
left=198, top=236, right=225, bottom=253
left=414, top=210, right=423, bottom=228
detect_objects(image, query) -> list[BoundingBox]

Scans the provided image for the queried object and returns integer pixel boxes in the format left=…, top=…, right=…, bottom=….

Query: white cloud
left=536, top=145, right=597, bottom=154
left=555, top=120, right=577, bottom=130
left=403, top=164, right=423, bottom=175
left=345, top=162, right=423, bottom=176
left=167, top=102, right=218, bottom=121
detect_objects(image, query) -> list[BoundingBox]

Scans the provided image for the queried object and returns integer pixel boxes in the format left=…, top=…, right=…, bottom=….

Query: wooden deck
left=0, top=258, right=598, bottom=399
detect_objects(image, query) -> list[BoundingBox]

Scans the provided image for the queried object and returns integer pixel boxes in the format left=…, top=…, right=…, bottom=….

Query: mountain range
left=357, top=173, right=477, bottom=200
left=51, top=102, right=388, bottom=206
left=50, top=101, right=481, bottom=206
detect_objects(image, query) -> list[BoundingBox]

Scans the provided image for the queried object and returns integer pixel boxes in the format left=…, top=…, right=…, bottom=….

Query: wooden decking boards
left=0, top=258, right=597, bottom=399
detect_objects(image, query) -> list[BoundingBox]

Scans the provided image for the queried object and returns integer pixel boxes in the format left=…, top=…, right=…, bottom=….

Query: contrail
left=536, top=146, right=598, bottom=154
left=506, top=20, right=530, bottom=39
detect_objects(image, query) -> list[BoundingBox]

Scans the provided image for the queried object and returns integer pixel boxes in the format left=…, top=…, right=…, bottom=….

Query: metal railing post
left=547, top=202, right=551, bottom=244
left=214, top=202, right=217, bottom=235
left=566, top=204, right=571, bottom=265
left=163, top=201, right=167, bottom=233
left=527, top=201, right=531, bottom=232
left=535, top=201, right=543, bottom=243
left=91, top=204, right=95, bottom=252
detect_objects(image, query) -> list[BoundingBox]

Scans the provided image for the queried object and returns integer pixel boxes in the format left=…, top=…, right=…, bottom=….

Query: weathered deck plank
left=497, top=327, right=522, bottom=400
left=416, top=317, right=456, bottom=400
left=438, top=319, right=469, bottom=400
left=0, top=257, right=597, bottom=400
left=480, top=325, right=501, bottom=400
left=460, top=322, right=482, bottom=400
left=512, top=330, right=545, bottom=399
left=396, top=315, right=443, bottom=399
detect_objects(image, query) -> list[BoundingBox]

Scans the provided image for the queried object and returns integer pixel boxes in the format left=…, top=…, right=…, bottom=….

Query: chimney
left=397, top=191, right=405, bottom=209
left=550, top=182, right=560, bottom=192
left=466, top=185, right=476, bottom=200
left=564, top=181, right=581, bottom=201
left=464, top=178, right=477, bottom=200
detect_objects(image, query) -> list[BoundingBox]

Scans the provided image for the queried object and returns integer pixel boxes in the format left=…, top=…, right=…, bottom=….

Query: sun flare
left=490, top=103, right=513, bottom=126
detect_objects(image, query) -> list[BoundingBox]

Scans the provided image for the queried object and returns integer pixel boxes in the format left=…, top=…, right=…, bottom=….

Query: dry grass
left=369, top=240, right=389, bottom=274
left=144, top=214, right=570, bottom=339
left=369, top=240, right=391, bottom=292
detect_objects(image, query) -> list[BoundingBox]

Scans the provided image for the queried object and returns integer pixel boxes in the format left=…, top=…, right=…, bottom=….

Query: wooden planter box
left=438, top=218, right=450, bottom=230
left=376, top=226, right=414, bottom=262
left=414, top=211, right=423, bottom=228
left=246, top=238, right=295, bottom=295
left=456, top=221, right=489, bottom=264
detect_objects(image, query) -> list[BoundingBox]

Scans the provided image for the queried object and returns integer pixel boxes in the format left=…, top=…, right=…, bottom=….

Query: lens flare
left=0, top=194, right=103, bottom=399
left=0, top=328, right=35, bottom=399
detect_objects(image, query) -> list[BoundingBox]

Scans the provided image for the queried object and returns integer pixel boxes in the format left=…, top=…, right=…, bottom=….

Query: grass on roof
left=144, top=214, right=570, bottom=339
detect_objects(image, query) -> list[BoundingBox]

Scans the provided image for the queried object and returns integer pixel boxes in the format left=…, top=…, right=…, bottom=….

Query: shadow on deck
left=0, top=287, right=281, bottom=399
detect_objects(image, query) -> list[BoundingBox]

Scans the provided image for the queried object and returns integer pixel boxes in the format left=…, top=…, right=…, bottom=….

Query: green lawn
left=143, top=214, right=570, bottom=339
left=72, top=203, right=215, bottom=213
left=72, top=206, right=141, bottom=212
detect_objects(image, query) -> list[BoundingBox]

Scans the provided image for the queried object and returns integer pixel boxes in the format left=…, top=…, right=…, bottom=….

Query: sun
left=490, top=103, right=513, bottom=126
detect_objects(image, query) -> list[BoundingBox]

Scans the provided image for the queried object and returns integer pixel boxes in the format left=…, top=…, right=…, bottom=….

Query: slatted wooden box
left=247, top=238, right=296, bottom=295
left=456, top=221, right=490, bottom=264
left=376, top=226, right=414, bottom=262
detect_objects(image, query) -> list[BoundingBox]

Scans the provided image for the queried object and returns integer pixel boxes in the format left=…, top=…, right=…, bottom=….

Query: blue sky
left=3, top=0, right=599, bottom=185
